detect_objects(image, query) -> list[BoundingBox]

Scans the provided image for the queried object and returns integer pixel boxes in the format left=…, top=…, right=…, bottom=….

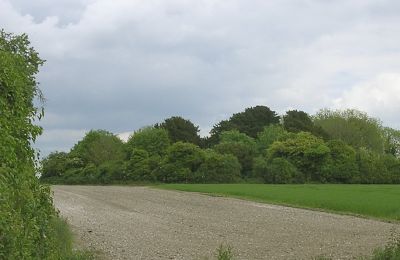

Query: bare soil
left=52, top=185, right=398, bottom=260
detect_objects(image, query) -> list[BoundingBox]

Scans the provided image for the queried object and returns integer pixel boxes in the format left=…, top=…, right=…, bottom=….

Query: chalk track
left=52, top=185, right=397, bottom=260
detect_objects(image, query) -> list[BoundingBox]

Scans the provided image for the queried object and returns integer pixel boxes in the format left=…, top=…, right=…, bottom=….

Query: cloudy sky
left=1, top=0, right=400, bottom=156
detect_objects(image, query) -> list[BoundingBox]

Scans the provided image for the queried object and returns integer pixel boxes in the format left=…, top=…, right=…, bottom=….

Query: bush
left=268, top=132, right=330, bottom=182
left=323, top=140, right=359, bottom=183
left=214, top=130, right=257, bottom=177
left=155, top=142, right=204, bottom=183
left=253, top=157, right=301, bottom=183
left=126, top=127, right=170, bottom=157
left=195, top=150, right=241, bottom=183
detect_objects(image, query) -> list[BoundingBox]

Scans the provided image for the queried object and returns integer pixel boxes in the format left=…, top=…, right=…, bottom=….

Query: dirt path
left=52, top=185, right=398, bottom=260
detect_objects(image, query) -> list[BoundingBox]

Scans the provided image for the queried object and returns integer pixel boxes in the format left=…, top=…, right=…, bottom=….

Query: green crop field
left=158, top=184, right=400, bottom=221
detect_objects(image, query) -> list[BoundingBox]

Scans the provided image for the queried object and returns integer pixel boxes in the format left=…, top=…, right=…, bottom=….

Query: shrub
left=195, top=150, right=241, bottom=183
left=155, top=142, right=204, bottom=183
left=268, top=132, right=330, bottom=182
left=253, top=157, right=301, bottom=183
left=323, top=140, right=359, bottom=183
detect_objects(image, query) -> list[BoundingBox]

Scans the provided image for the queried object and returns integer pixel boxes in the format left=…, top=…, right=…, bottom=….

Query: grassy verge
left=157, top=184, right=400, bottom=221
left=51, top=217, right=95, bottom=260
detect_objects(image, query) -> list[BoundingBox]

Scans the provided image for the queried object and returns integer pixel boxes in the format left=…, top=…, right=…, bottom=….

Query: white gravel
left=52, top=185, right=399, bottom=260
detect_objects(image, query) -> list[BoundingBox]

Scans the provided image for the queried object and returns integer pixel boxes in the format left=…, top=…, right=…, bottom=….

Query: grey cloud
left=1, top=0, right=400, bottom=156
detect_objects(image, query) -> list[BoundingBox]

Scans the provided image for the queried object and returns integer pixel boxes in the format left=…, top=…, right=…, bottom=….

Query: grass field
left=158, top=184, right=400, bottom=222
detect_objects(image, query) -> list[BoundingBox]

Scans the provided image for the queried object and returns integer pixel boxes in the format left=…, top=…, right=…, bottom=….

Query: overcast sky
left=1, top=0, right=400, bottom=157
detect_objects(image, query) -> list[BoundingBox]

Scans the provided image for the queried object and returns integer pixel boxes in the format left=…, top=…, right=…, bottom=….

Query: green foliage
left=324, top=140, right=359, bottom=183
left=70, top=130, right=125, bottom=166
left=196, top=150, right=241, bottom=183
left=369, top=233, right=400, bottom=260
left=382, top=127, right=400, bottom=157
left=209, top=106, right=280, bottom=145
left=0, top=29, right=86, bottom=259
left=253, top=157, right=301, bottom=183
left=156, top=116, right=201, bottom=145
left=356, top=148, right=390, bottom=184
left=214, top=130, right=257, bottom=177
left=126, top=127, right=170, bottom=157
left=156, top=142, right=204, bottom=183
left=256, top=124, right=290, bottom=154
left=215, top=244, right=234, bottom=260
left=41, top=151, right=69, bottom=178
left=314, top=109, right=385, bottom=154
left=283, top=110, right=327, bottom=138
left=268, top=132, right=331, bottom=182
left=51, top=217, right=94, bottom=260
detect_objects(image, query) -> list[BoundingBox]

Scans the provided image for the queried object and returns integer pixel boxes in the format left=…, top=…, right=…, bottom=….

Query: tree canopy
left=314, top=109, right=385, bottom=154
left=156, top=116, right=201, bottom=145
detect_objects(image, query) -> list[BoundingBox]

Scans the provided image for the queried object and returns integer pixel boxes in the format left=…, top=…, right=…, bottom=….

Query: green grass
left=51, top=217, right=95, bottom=259
left=157, top=184, right=400, bottom=221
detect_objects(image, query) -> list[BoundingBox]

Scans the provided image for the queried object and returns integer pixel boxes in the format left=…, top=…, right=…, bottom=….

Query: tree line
left=41, top=106, right=400, bottom=184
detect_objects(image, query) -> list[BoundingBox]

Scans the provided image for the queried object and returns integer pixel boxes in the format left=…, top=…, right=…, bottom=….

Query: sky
left=1, top=0, right=400, bottom=157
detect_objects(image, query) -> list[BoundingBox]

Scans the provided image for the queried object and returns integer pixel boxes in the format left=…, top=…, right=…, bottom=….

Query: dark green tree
left=156, top=116, right=201, bottom=145
left=324, top=140, right=359, bottom=183
left=209, top=105, right=280, bottom=145
left=155, top=142, right=204, bottom=183
left=41, top=151, right=69, bottom=179
left=214, top=130, right=257, bottom=177
left=283, top=110, right=328, bottom=138
left=195, top=150, right=241, bottom=183
left=253, top=157, right=300, bottom=183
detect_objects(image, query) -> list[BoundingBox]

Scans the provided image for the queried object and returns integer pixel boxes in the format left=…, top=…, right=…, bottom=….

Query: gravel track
left=52, top=185, right=398, bottom=260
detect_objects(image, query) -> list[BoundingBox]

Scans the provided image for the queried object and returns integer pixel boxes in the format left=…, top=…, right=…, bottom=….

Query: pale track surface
left=52, top=185, right=398, bottom=260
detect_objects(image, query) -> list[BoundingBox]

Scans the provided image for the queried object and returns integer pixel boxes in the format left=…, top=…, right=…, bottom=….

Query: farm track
left=52, top=185, right=398, bottom=260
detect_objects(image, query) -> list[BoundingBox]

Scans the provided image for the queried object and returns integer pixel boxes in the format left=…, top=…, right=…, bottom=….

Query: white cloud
left=334, top=73, right=400, bottom=128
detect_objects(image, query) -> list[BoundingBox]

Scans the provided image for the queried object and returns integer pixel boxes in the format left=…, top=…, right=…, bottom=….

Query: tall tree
left=283, top=110, right=328, bottom=138
left=209, top=105, right=280, bottom=145
left=156, top=116, right=201, bottom=145
left=313, top=109, right=385, bottom=154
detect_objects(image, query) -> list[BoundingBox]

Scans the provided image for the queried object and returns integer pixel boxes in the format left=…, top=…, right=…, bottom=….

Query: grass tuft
left=216, top=244, right=234, bottom=260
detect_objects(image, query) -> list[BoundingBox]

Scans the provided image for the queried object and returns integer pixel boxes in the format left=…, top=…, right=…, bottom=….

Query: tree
left=209, top=105, right=280, bottom=145
left=253, top=157, right=300, bottom=183
left=283, top=110, right=327, bottom=138
left=70, top=130, right=125, bottom=166
left=155, top=142, right=205, bottom=183
left=324, top=140, right=359, bottom=183
left=214, top=130, right=257, bottom=177
left=356, top=148, right=389, bottom=184
left=41, top=151, right=69, bottom=179
left=256, top=124, right=290, bottom=154
left=156, top=116, right=201, bottom=145
left=195, top=150, right=241, bottom=183
left=0, top=30, right=60, bottom=258
left=313, top=109, right=385, bottom=154
left=126, top=148, right=157, bottom=181
left=382, top=127, right=400, bottom=157
left=126, top=127, right=170, bottom=157
left=268, top=132, right=331, bottom=182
